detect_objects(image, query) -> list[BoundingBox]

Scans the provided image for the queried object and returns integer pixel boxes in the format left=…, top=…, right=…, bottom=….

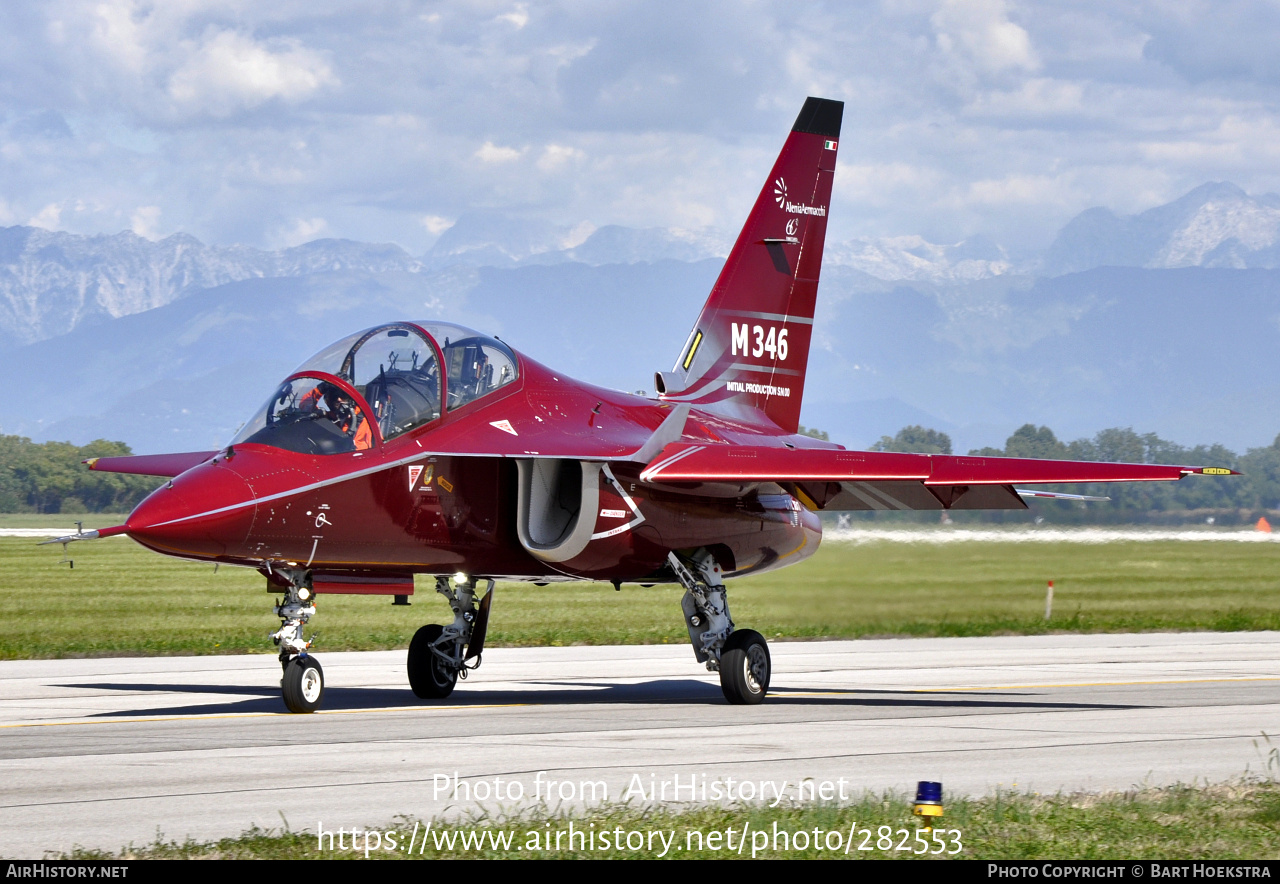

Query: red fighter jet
left=57, top=97, right=1234, bottom=713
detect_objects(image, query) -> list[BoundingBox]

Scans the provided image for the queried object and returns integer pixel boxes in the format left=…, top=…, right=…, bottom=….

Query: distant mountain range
left=7, top=182, right=1280, bottom=350
left=0, top=227, right=422, bottom=348
left=1041, top=182, right=1280, bottom=276
left=1, top=182, right=1277, bottom=455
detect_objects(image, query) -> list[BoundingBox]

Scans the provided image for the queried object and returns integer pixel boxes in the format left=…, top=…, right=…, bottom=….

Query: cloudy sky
left=1, top=0, right=1278, bottom=256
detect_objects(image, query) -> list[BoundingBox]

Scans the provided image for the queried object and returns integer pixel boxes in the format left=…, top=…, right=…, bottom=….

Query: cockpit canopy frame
left=232, top=372, right=379, bottom=456
left=231, top=320, right=520, bottom=455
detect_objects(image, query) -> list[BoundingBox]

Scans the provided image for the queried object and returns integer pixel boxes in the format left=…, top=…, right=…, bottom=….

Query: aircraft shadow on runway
left=59, top=680, right=1143, bottom=717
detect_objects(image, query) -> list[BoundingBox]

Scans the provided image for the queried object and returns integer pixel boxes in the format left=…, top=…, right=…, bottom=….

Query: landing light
left=298, top=588, right=312, bottom=601
left=453, top=572, right=468, bottom=586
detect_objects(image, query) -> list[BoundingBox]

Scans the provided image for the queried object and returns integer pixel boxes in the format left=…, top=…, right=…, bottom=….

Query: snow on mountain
left=427, top=212, right=1013, bottom=283
left=424, top=213, right=731, bottom=268
left=822, top=234, right=1012, bottom=283
left=1, top=199, right=1141, bottom=355
left=7, top=178, right=1280, bottom=355
left=1042, top=182, right=1280, bottom=276
left=6, top=258, right=1276, bottom=456
left=554, top=225, right=731, bottom=265
left=423, top=212, right=588, bottom=267
left=1157, top=190, right=1280, bottom=267
left=0, top=227, right=422, bottom=348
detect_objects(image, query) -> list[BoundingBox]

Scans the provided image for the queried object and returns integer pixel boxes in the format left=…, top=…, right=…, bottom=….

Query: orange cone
left=1258, top=517, right=1273, bottom=533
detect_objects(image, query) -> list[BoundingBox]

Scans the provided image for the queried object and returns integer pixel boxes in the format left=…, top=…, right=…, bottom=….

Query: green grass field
left=65, top=782, right=1280, bottom=859
left=12, top=524, right=1280, bottom=861
left=2, top=527, right=1279, bottom=659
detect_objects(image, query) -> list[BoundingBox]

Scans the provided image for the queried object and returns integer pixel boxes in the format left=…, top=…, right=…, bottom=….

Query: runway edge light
left=913, top=781, right=944, bottom=830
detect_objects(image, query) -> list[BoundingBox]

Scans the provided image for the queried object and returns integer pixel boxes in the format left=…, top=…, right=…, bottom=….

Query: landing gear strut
left=669, top=550, right=771, bottom=705
left=407, top=576, right=493, bottom=699
left=271, top=572, right=323, bottom=713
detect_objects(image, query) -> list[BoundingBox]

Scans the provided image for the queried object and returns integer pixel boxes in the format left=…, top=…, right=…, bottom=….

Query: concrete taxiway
left=1, top=632, right=1277, bottom=857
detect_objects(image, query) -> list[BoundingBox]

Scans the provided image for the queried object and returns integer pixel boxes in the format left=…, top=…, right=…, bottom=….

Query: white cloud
left=561, top=220, right=595, bottom=249
left=130, top=205, right=162, bottom=239
left=274, top=217, right=328, bottom=248
left=28, top=203, right=62, bottom=230
left=835, top=162, right=946, bottom=213
left=537, top=144, right=584, bottom=172
left=5, top=2, right=1280, bottom=255
left=961, top=174, right=1071, bottom=207
left=496, top=5, right=529, bottom=29
left=966, top=78, right=1085, bottom=117
left=421, top=215, right=454, bottom=235
left=476, top=141, right=523, bottom=163
left=1140, top=115, right=1280, bottom=168
left=168, top=30, right=337, bottom=115
left=932, top=0, right=1039, bottom=75
left=88, top=0, right=153, bottom=74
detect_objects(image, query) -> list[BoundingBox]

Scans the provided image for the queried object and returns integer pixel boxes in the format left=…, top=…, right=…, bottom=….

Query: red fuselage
left=124, top=342, right=825, bottom=585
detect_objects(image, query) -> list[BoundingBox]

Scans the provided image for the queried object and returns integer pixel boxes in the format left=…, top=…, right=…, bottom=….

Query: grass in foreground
left=65, top=782, right=1280, bottom=859
left=2, top=533, right=1280, bottom=658
left=0, top=513, right=133, bottom=528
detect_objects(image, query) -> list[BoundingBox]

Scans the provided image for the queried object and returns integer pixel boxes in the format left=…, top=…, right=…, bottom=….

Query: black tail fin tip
left=792, top=97, right=843, bottom=138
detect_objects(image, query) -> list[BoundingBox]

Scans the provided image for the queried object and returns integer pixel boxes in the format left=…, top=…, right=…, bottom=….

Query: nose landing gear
left=271, top=572, right=323, bottom=713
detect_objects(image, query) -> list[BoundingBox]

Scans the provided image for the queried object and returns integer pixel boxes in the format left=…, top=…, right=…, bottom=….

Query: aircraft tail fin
left=655, top=97, right=842, bottom=434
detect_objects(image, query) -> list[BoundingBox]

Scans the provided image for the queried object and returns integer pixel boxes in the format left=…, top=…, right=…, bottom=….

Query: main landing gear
left=271, top=572, right=323, bottom=713
left=669, top=550, right=771, bottom=705
left=407, top=575, right=494, bottom=700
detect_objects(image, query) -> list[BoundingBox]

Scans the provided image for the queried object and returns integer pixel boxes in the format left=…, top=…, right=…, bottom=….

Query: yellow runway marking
left=5, top=678, right=1273, bottom=728
left=0, top=702, right=532, bottom=730
left=933, top=676, right=1280, bottom=691
left=779, top=676, right=1280, bottom=697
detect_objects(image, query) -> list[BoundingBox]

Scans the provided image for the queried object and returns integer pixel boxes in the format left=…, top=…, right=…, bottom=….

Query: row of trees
left=0, top=436, right=159, bottom=513
left=869, top=424, right=1280, bottom=523
left=3, top=425, right=1278, bottom=521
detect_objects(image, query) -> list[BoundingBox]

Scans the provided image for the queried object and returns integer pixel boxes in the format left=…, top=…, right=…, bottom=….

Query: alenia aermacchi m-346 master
left=55, top=97, right=1236, bottom=712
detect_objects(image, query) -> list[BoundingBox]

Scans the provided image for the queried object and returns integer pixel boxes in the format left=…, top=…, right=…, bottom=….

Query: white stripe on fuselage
left=148, top=440, right=657, bottom=530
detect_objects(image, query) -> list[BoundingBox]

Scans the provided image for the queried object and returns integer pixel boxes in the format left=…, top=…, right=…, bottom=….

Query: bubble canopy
left=232, top=321, right=519, bottom=454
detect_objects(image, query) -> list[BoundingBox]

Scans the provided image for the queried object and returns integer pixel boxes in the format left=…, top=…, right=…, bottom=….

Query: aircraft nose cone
left=126, top=463, right=255, bottom=558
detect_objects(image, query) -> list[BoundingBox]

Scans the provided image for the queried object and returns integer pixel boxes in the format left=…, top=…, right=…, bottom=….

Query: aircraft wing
left=84, top=451, right=218, bottom=477
left=638, top=444, right=1235, bottom=511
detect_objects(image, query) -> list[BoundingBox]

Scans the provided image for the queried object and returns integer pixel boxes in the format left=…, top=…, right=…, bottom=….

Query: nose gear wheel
left=282, top=656, right=325, bottom=713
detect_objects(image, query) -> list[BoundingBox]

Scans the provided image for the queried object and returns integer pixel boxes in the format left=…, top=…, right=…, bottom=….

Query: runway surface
left=1, top=631, right=1278, bottom=857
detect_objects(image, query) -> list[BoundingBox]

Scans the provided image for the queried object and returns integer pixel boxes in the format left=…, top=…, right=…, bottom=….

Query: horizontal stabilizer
left=638, top=444, right=1235, bottom=511
left=640, top=445, right=1232, bottom=484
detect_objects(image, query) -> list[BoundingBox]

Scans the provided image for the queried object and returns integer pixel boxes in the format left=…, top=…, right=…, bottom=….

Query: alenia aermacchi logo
left=772, top=177, right=827, bottom=217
